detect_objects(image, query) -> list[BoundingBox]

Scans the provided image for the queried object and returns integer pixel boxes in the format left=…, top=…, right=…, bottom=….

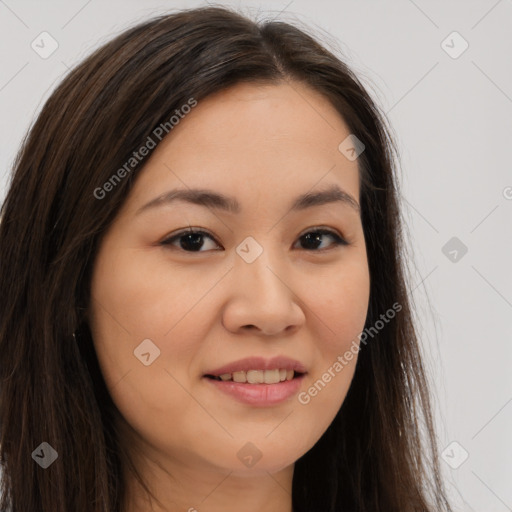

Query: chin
left=228, top=457, right=296, bottom=477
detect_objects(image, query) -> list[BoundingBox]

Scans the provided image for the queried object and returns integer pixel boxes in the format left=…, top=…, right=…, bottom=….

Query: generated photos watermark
left=298, top=301, right=402, bottom=405
left=93, top=97, right=198, bottom=200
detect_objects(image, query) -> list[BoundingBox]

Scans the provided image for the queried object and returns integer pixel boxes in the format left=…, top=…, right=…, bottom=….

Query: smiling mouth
left=204, top=369, right=305, bottom=384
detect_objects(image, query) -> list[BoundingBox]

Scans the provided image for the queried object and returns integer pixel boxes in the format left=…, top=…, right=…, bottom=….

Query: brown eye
left=295, top=229, right=349, bottom=251
left=160, top=228, right=220, bottom=252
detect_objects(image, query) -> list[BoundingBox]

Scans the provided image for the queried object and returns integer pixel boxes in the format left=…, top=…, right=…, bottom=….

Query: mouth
left=203, top=369, right=307, bottom=406
left=204, top=369, right=306, bottom=384
left=202, top=356, right=307, bottom=406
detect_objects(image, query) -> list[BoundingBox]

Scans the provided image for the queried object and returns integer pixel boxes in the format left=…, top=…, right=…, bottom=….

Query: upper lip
left=204, top=356, right=307, bottom=377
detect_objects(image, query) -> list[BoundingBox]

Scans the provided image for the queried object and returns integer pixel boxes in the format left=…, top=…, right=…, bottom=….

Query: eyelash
left=160, top=226, right=349, bottom=253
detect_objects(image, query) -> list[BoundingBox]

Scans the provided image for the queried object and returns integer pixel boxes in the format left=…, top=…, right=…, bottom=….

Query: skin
left=88, top=80, right=370, bottom=512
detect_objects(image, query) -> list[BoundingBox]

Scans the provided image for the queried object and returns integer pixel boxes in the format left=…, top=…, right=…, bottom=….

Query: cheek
left=298, top=261, right=369, bottom=413
left=90, top=246, right=197, bottom=341
left=309, top=261, right=370, bottom=351
left=88, top=246, right=215, bottom=390
left=88, top=249, right=208, bottom=445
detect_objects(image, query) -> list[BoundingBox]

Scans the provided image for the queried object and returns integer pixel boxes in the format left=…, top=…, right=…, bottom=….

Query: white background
left=1, top=1, right=511, bottom=510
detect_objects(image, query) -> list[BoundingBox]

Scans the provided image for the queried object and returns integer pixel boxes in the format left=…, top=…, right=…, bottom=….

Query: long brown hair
left=0, top=6, right=452, bottom=511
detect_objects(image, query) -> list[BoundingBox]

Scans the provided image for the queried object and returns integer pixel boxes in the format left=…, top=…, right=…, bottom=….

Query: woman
left=0, top=6, right=452, bottom=512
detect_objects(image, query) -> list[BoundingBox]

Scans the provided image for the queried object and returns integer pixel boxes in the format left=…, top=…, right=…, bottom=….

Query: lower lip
left=203, top=374, right=305, bottom=407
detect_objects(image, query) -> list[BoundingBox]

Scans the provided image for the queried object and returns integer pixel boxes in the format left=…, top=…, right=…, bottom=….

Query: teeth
left=215, top=369, right=297, bottom=383
left=247, top=370, right=264, bottom=383
left=232, top=371, right=246, bottom=383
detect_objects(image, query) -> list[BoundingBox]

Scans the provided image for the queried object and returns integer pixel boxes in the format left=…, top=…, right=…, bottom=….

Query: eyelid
left=297, top=225, right=345, bottom=240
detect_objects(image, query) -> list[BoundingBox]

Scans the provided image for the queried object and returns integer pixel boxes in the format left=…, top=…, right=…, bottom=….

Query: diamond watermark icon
left=32, top=442, right=58, bottom=469
left=442, top=237, right=468, bottom=263
left=338, top=134, right=365, bottom=161
left=31, top=32, right=59, bottom=59
left=441, top=31, right=469, bottom=59
left=237, top=442, right=263, bottom=468
left=134, top=338, right=161, bottom=366
left=441, top=441, right=469, bottom=469
left=236, top=236, right=263, bottom=263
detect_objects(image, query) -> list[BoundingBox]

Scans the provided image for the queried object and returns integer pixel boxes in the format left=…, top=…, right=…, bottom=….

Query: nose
left=221, top=246, right=306, bottom=336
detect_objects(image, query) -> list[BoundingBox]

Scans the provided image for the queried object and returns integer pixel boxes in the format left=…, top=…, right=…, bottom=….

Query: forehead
left=167, top=81, right=354, bottom=154
left=125, top=81, right=360, bottom=213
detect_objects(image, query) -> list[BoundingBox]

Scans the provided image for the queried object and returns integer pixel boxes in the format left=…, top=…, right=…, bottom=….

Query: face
left=89, top=81, right=370, bottom=481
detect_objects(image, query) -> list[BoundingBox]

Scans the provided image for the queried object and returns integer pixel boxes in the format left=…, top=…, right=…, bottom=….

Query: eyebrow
left=136, top=183, right=360, bottom=216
